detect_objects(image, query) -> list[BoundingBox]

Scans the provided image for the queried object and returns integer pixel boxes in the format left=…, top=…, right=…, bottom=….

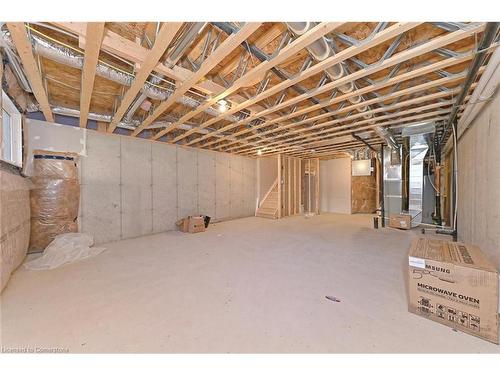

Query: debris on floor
left=325, top=296, right=341, bottom=303
left=23, top=233, right=105, bottom=271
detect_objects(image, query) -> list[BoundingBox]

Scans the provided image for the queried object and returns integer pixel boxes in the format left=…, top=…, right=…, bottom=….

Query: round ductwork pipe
left=286, top=22, right=311, bottom=35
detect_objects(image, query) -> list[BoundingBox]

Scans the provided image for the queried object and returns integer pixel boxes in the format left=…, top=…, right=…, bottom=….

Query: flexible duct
left=285, top=22, right=363, bottom=105
left=0, top=28, right=240, bottom=124
left=35, top=105, right=227, bottom=136
left=285, top=22, right=400, bottom=149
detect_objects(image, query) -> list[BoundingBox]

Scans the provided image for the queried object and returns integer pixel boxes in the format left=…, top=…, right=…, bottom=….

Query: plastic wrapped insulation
left=29, top=151, right=80, bottom=253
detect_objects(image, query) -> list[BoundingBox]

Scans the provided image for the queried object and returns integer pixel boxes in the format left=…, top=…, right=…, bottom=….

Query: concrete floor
left=1, top=214, right=499, bottom=353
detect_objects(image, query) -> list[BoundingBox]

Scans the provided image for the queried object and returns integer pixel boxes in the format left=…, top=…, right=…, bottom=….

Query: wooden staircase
left=256, top=179, right=279, bottom=219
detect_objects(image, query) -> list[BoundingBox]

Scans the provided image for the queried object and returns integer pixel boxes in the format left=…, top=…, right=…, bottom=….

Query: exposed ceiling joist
left=79, top=22, right=105, bottom=128
left=181, top=22, right=419, bottom=146
left=107, top=22, right=183, bottom=133
left=201, top=24, right=485, bottom=152
left=151, top=22, right=343, bottom=141
left=7, top=22, right=54, bottom=122
left=130, top=22, right=263, bottom=137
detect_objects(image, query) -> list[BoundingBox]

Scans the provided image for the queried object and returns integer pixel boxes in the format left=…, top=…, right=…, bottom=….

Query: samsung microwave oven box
left=408, top=238, right=499, bottom=344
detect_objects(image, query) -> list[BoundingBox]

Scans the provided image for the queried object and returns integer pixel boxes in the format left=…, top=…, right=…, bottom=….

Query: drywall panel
left=24, top=119, right=86, bottom=176
left=120, top=137, right=153, bottom=239
left=197, top=149, right=216, bottom=220
left=458, top=91, right=500, bottom=267
left=152, top=143, right=178, bottom=232
left=80, top=131, right=121, bottom=244
left=177, top=147, right=198, bottom=219
left=215, top=152, right=231, bottom=221
left=230, top=155, right=244, bottom=218
left=320, top=158, right=352, bottom=214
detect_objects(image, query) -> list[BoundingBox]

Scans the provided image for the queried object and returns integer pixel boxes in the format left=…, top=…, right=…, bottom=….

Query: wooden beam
left=277, top=154, right=282, bottom=218
left=261, top=112, right=451, bottom=157
left=7, top=22, right=54, bottom=122
left=218, top=23, right=284, bottom=77
left=195, top=24, right=484, bottom=149
left=108, top=23, right=183, bottom=133
left=79, top=22, right=105, bottom=128
left=221, top=57, right=480, bottom=154
left=131, top=22, right=262, bottom=137
left=157, top=22, right=345, bottom=142
left=184, top=22, right=420, bottom=147
left=50, top=22, right=302, bottom=130
left=220, top=55, right=475, bottom=152
left=233, top=84, right=462, bottom=155
left=238, top=81, right=478, bottom=156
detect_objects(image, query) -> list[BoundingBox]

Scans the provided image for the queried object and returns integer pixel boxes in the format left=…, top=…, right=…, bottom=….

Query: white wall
left=257, top=156, right=278, bottom=203
left=457, top=91, right=500, bottom=267
left=319, top=158, right=352, bottom=214
left=25, top=120, right=257, bottom=244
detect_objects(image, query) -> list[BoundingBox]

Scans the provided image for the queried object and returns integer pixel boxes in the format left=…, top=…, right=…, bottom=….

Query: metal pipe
left=211, top=22, right=332, bottom=114
left=0, top=27, right=242, bottom=125
left=441, top=22, right=499, bottom=143
left=458, top=45, right=500, bottom=137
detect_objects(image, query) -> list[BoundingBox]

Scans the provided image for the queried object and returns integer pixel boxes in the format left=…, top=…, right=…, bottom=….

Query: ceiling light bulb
left=217, top=99, right=229, bottom=112
left=257, top=149, right=262, bottom=156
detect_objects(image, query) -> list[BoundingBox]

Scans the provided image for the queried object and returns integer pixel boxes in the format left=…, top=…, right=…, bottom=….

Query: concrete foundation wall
left=457, top=91, right=500, bottom=266
left=25, top=120, right=257, bottom=244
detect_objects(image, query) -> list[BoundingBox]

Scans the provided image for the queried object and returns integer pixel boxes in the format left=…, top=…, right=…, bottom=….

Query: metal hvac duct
left=124, top=22, right=207, bottom=122
left=285, top=22, right=399, bottom=149
left=0, top=27, right=240, bottom=125
left=44, top=105, right=228, bottom=136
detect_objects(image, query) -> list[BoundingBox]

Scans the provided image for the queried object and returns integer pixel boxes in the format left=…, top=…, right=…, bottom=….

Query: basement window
left=1, top=91, right=22, bottom=167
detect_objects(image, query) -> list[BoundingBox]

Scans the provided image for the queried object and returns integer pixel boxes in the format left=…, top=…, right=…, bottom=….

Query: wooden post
left=277, top=154, right=282, bottom=218
left=0, top=50, right=3, bottom=157
left=315, top=158, right=320, bottom=214
left=308, top=159, right=311, bottom=213
left=287, top=156, right=292, bottom=216
left=293, top=158, right=297, bottom=214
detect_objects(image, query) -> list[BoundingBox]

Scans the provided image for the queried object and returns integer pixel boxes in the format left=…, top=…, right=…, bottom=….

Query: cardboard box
left=188, top=216, right=205, bottom=233
left=389, top=213, right=412, bottom=230
left=175, top=216, right=206, bottom=234
left=408, top=238, right=499, bottom=344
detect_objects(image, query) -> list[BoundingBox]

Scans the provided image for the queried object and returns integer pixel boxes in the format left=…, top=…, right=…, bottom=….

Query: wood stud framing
left=79, top=22, right=105, bottom=128
left=108, top=22, right=183, bottom=133
left=7, top=22, right=54, bottom=122
left=6, top=22, right=491, bottom=159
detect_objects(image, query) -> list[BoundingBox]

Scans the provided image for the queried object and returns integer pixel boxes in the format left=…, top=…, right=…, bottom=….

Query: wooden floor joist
left=214, top=53, right=477, bottom=153
left=7, top=22, right=54, bottom=122
left=151, top=22, right=343, bottom=142
left=197, top=24, right=484, bottom=152
left=131, top=22, right=262, bottom=137
left=79, top=22, right=105, bottom=128
left=6, top=22, right=490, bottom=158
left=108, top=23, right=183, bottom=133
left=183, top=22, right=419, bottom=146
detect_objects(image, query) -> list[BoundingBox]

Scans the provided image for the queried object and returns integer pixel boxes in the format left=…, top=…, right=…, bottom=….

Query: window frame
left=1, top=90, right=22, bottom=167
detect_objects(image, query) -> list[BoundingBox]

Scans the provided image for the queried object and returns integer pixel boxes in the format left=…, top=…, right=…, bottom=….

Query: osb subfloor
left=1, top=214, right=499, bottom=353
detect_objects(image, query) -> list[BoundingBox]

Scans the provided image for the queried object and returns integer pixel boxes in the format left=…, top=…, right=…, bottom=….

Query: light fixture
left=217, top=99, right=229, bottom=112
left=257, top=149, right=262, bottom=156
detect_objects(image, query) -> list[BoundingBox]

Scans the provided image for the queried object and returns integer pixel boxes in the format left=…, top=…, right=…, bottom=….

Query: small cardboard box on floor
left=408, top=238, right=499, bottom=344
left=389, top=213, right=412, bottom=230
left=176, top=216, right=205, bottom=233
